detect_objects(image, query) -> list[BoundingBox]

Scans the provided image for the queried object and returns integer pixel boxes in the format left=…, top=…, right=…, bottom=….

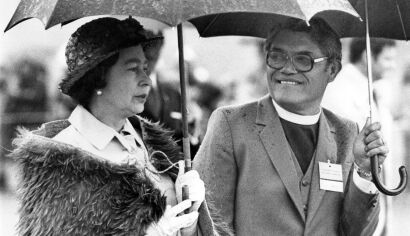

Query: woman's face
left=97, top=45, right=151, bottom=117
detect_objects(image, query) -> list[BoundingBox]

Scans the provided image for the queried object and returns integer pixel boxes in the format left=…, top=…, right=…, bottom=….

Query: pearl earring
left=96, top=90, right=102, bottom=96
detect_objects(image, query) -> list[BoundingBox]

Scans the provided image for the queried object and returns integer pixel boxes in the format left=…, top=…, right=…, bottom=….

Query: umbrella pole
left=364, top=0, right=407, bottom=196
left=177, top=23, right=192, bottom=209
left=177, top=23, right=192, bottom=169
left=364, top=0, right=374, bottom=121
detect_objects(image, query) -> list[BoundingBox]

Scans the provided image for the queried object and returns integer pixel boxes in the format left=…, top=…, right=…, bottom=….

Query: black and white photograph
left=1, top=0, right=409, bottom=235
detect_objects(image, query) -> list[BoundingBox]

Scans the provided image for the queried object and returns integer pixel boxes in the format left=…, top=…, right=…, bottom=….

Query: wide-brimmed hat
left=60, top=17, right=161, bottom=95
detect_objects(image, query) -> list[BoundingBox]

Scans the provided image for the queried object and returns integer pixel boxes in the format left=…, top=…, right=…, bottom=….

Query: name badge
left=319, top=161, right=343, bottom=192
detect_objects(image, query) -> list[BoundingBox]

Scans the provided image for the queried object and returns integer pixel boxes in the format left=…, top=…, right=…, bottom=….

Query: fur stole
left=10, top=117, right=233, bottom=236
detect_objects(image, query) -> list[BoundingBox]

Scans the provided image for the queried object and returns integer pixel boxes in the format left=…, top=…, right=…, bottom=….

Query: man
left=194, top=18, right=388, bottom=236
left=322, top=38, right=397, bottom=128
left=322, top=38, right=397, bottom=236
left=140, top=31, right=182, bottom=135
left=140, top=31, right=202, bottom=156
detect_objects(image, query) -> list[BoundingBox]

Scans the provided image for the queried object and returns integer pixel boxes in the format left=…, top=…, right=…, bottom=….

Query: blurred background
left=1, top=0, right=410, bottom=235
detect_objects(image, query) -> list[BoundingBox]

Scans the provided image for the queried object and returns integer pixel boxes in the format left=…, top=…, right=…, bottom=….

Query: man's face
left=99, top=45, right=152, bottom=117
left=266, top=30, right=337, bottom=115
left=372, top=45, right=397, bottom=80
left=144, top=44, right=161, bottom=76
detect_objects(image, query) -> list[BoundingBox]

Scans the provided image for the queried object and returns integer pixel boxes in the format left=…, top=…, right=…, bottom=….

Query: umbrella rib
left=201, top=14, right=221, bottom=36
left=295, top=0, right=309, bottom=22
left=395, top=0, right=408, bottom=40
left=45, top=0, right=68, bottom=29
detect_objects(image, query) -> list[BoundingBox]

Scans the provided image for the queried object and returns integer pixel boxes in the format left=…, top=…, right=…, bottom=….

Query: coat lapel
left=256, top=95, right=305, bottom=221
left=306, top=112, right=338, bottom=222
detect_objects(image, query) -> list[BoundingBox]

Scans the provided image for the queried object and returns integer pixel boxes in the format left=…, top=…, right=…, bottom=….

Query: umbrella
left=4, top=0, right=361, bottom=171
left=188, top=0, right=409, bottom=40
left=347, top=0, right=410, bottom=40
left=189, top=0, right=408, bottom=195
left=355, top=0, right=408, bottom=195
left=5, top=0, right=361, bottom=31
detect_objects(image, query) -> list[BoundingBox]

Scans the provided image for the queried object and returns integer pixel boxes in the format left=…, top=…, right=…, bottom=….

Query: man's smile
left=275, top=78, right=303, bottom=85
left=279, top=80, right=299, bottom=85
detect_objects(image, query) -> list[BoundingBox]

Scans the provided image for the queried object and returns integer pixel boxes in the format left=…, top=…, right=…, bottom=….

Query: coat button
left=370, top=199, right=378, bottom=208
left=303, top=204, right=308, bottom=213
left=302, top=180, right=310, bottom=186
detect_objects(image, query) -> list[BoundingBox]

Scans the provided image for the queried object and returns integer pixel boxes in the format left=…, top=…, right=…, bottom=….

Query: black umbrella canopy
left=189, top=10, right=362, bottom=39
left=5, top=0, right=360, bottom=32
left=5, top=0, right=178, bottom=30
left=347, top=0, right=410, bottom=40
left=190, top=0, right=410, bottom=40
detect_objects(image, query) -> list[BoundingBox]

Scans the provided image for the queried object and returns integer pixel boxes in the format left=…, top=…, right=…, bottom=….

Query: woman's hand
left=175, top=160, right=205, bottom=212
left=145, top=200, right=199, bottom=236
left=353, top=118, right=389, bottom=175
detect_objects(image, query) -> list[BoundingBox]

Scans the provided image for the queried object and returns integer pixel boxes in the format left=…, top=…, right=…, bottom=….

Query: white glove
left=175, top=160, right=205, bottom=212
left=145, top=200, right=199, bottom=236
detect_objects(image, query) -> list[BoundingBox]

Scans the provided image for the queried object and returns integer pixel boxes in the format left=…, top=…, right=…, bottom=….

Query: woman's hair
left=264, top=18, right=342, bottom=72
left=66, top=53, right=119, bottom=110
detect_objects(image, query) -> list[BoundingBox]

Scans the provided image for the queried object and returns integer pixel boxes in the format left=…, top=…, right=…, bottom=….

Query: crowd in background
left=1, top=30, right=410, bottom=235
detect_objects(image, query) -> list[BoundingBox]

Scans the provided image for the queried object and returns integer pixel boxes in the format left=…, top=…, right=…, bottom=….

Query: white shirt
left=53, top=105, right=147, bottom=166
left=272, top=98, right=377, bottom=194
left=322, top=63, right=379, bottom=129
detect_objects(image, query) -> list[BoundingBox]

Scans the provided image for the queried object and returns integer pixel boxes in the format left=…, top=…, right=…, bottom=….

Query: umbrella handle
left=182, top=160, right=192, bottom=213
left=371, top=155, right=407, bottom=195
left=177, top=22, right=193, bottom=213
left=363, top=0, right=407, bottom=196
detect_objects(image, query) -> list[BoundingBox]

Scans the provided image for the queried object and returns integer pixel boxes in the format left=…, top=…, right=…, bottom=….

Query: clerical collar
left=271, top=98, right=321, bottom=125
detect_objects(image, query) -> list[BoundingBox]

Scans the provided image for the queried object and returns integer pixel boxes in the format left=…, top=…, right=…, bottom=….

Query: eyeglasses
left=266, top=51, right=328, bottom=72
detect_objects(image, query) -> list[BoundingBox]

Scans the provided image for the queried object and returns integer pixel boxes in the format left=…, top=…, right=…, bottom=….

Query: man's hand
left=353, top=118, right=389, bottom=173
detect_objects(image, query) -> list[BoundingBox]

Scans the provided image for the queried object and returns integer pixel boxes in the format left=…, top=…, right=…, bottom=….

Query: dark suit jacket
left=194, top=95, right=380, bottom=236
left=141, top=76, right=201, bottom=156
left=141, top=77, right=183, bottom=137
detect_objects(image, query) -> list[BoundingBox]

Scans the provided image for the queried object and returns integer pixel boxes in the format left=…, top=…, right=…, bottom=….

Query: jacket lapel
left=256, top=95, right=305, bottom=221
left=306, top=112, right=338, bottom=222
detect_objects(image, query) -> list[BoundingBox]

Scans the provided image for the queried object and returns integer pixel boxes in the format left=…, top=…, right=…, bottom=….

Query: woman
left=10, top=17, right=231, bottom=236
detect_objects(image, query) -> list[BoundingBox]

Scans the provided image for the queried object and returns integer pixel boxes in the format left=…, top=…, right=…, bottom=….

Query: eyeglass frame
left=266, top=50, right=329, bottom=73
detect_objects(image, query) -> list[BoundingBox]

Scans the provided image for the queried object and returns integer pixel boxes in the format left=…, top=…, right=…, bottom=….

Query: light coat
left=10, top=116, right=233, bottom=236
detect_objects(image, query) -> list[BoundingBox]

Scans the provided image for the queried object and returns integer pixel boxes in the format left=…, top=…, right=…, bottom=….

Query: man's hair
left=349, top=38, right=396, bottom=63
left=264, top=18, right=342, bottom=71
left=143, top=30, right=164, bottom=75
left=67, top=53, right=119, bottom=110
left=143, top=30, right=164, bottom=59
